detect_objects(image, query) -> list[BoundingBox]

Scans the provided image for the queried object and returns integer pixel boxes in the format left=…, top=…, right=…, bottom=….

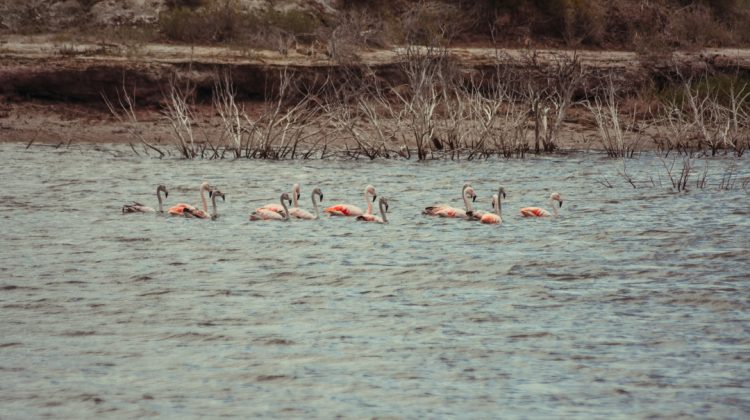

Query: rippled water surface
left=1, top=143, right=749, bottom=418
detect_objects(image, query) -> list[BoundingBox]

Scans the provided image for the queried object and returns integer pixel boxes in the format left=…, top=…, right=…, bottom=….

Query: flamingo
left=479, top=188, right=506, bottom=224
left=289, top=188, right=324, bottom=219
left=168, top=181, right=213, bottom=218
left=520, top=192, right=563, bottom=217
left=122, top=185, right=168, bottom=213
left=423, top=184, right=477, bottom=218
left=258, top=183, right=301, bottom=214
left=469, top=187, right=506, bottom=221
left=249, top=192, right=293, bottom=221
left=208, top=189, right=226, bottom=220
left=324, top=185, right=377, bottom=217
left=357, top=197, right=389, bottom=223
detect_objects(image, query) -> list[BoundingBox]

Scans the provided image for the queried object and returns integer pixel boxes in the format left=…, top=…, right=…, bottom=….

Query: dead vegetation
left=99, top=46, right=750, bottom=162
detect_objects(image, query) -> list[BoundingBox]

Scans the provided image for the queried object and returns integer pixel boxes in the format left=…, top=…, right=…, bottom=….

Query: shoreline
left=2, top=36, right=749, bottom=153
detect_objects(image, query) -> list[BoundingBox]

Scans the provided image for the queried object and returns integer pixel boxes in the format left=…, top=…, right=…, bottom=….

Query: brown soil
left=2, top=35, right=750, bottom=150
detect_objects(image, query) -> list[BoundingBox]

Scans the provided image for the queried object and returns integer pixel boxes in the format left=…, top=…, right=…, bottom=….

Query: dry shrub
left=159, top=1, right=241, bottom=43
left=667, top=5, right=733, bottom=49
left=560, top=0, right=606, bottom=47
left=399, top=2, right=473, bottom=45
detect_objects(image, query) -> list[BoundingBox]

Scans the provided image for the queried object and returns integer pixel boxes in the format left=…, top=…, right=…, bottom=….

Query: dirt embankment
left=2, top=36, right=750, bottom=147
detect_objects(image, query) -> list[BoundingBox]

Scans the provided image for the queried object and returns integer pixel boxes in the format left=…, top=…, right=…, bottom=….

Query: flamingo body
left=480, top=213, right=502, bottom=224
left=325, top=204, right=364, bottom=217
left=288, top=207, right=316, bottom=219
left=123, top=202, right=155, bottom=213
left=249, top=208, right=285, bottom=221
left=424, top=206, right=467, bottom=218
left=356, top=213, right=383, bottom=223
left=520, top=192, right=563, bottom=218
left=169, top=203, right=210, bottom=219
left=520, top=207, right=551, bottom=217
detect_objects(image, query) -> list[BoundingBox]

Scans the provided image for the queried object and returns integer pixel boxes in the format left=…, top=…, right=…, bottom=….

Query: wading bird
left=357, top=197, right=389, bottom=223
left=520, top=192, right=563, bottom=218
left=423, top=184, right=477, bottom=218
left=122, top=184, right=168, bottom=213
left=324, top=185, right=377, bottom=217
left=250, top=192, right=293, bottom=221
left=168, top=182, right=213, bottom=218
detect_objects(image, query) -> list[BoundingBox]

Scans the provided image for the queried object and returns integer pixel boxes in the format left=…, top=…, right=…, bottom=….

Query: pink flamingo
left=122, top=185, right=168, bottom=213
left=423, top=184, right=477, bottom=218
left=324, top=185, right=377, bottom=217
left=357, top=197, right=389, bottom=223
left=468, top=187, right=505, bottom=221
left=520, top=192, right=563, bottom=217
left=249, top=192, right=293, bottom=221
left=469, top=187, right=505, bottom=223
left=182, top=189, right=225, bottom=220
left=289, top=188, right=324, bottom=219
left=258, top=183, right=301, bottom=214
left=479, top=189, right=505, bottom=224
left=168, top=181, right=212, bottom=218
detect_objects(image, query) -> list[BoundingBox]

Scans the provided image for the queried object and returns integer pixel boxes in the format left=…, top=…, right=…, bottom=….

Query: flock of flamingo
left=122, top=182, right=563, bottom=224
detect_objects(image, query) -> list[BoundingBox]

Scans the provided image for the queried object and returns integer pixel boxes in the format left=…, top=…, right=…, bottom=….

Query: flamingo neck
left=157, top=190, right=163, bottom=213
left=497, top=194, right=502, bottom=217
left=551, top=198, right=558, bottom=218
left=200, top=188, right=208, bottom=212
left=364, top=190, right=373, bottom=214
left=463, top=191, right=474, bottom=213
left=380, top=201, right=388, bottom=223
left=211, top=195, right=218, bottom=219
left=281, top=198, right=289, bottom=220
left=292, top=191, right=299, bottom=208
left=312, top=193, right=319, bottom=219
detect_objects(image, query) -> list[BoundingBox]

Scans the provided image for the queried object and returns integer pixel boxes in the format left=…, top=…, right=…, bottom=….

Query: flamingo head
left=379, top=197, right=389, bottom=213
left=550, top=192, right=563, bottom=207
left=200, top=181, right=211, bottom=192
left=293, top=183, right=301, bottom=200
left=465, top=186, right=477, bottom=202
left=312, top=187, right=323, bottom=201
left=280, top=192, right=292, bottom=206
left=210, top=189, right=225, bottom=201
left=497, top=187, right=506, bottom=199
left=157, top=184, right=168, bottom=198
left=366, top=185, right=377, bottom=202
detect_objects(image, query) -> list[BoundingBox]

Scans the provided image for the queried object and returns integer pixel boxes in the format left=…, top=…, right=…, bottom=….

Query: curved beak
left=165, top=192, right=169, bottom=198
left=385, top=204, right=389, bottom=213
left=288, top=199, right=293, bottom=205
left=559, top=200, right=563, bottom=208
left=472, top=195, right=477, bottom=203
left=297, top=192, right=301, bottom=200
left=372, top=195, right=377, bottom=202
left=221, top=194, right=226, bottom=202
left=209, top=191, right=213, bottom=198
left=502, top=192, right=506, bottom=199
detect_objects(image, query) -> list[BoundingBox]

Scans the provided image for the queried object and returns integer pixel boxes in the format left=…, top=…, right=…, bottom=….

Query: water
left=1, top=143, right=749, bottom=418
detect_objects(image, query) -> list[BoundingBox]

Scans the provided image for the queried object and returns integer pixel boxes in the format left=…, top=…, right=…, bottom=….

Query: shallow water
left=1, top=143, right=749, bottom=418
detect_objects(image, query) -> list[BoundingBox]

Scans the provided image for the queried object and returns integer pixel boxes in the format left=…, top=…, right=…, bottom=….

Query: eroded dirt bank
left=2, top=36, right=750, bottom=148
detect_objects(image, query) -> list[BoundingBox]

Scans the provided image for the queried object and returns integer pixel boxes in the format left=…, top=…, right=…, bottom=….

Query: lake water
left=1, top=143, right=749, bottom=418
